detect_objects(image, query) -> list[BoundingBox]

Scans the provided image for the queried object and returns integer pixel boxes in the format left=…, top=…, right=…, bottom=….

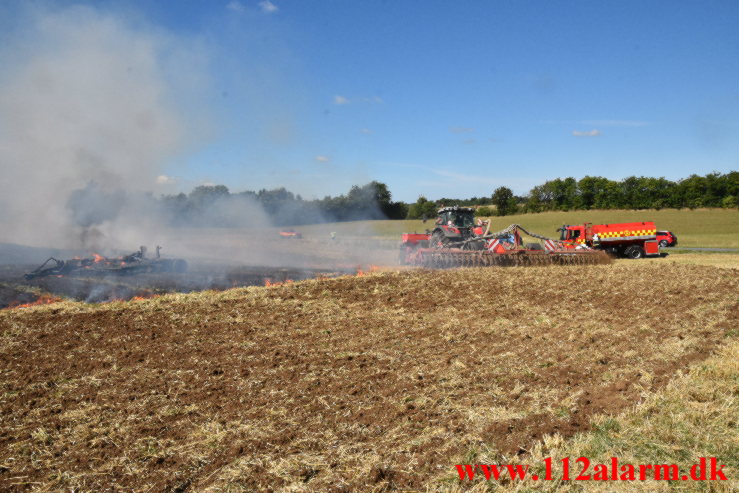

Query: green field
left=295, top=208, right=739, bottom=249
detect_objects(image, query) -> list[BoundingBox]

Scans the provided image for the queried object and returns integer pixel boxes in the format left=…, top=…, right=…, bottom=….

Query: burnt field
left=0, top=239, right=394, bottom=308
left=0, top=262, right=356, bottom=308
left=0, top=262, right=736, bottom=491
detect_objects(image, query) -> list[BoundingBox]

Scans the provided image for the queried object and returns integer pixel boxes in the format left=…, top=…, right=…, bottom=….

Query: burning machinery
left=24, top=246, right=187, bottom=280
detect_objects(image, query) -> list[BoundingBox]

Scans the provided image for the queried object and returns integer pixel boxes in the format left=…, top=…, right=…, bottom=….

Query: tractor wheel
left=626, top=246, right=645, bottom=259
left=399, top=245, right=413, bottom=265
left=429, top=230, right=448, bottom=249
left=659, top=240, right=669, bottom=248
left=461, top=239, right=484, bottom=251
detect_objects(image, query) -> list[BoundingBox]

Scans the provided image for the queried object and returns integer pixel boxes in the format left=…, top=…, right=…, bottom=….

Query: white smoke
left=0, top=4, right=393, bottom=270
left=0, top=4, right=206, bottom=249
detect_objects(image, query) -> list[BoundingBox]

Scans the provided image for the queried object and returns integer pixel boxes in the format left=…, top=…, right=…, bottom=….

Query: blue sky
left=3, top=0, right=738, bottom=202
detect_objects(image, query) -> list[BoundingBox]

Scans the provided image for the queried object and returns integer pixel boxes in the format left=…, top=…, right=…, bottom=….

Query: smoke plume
left=0, top=4, right=203, bottom=250
left=0, top=4, right=392, bottom=270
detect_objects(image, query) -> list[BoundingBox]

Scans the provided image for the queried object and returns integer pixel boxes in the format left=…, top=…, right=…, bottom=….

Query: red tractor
left=400, top=207, right=487, bottom=264
left=428, top=206, right=486, bottom=249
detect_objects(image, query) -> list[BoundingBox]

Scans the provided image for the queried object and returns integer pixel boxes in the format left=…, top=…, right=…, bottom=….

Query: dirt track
left=0, top=263, right=736, bottom=491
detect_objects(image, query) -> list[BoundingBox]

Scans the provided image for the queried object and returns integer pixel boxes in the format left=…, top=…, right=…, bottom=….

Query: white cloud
left=541, top=119, right=651, bottom=127
left=314, top=155, right=330, bottom=162
left=360, top=128, right=372, bottom=134
left=572, top=129, right=602, bottom=137
left=334, top=95, right=382, bottom=105
left=259, top=1, right=279, bottom=13
left=431, top=168, right=496, bottom=183
left=226, top=1, right=245, bottom=13
left=156, top=175, right=177, bottom=185
left=392, top=163, right=500, bottom=185
left=583, top=120, right=650, bottom=127
left=449, top=126, right=474, bottom=134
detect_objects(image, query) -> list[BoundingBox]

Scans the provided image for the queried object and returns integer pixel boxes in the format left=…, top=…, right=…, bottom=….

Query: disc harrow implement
left=400, top=215, right=613, bottom=268
left=408, top=248, right=610, bottom=268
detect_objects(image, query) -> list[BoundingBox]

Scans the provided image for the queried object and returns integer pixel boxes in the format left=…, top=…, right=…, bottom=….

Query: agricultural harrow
left=408, top=248, right=609, bottom=268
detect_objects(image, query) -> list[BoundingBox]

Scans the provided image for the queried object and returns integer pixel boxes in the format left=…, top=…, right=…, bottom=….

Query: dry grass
left=0, top=263, right=736, bottom=491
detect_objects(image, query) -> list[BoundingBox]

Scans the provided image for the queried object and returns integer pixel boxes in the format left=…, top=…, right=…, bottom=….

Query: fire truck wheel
left=659, top=240, right=669, bottom=248
left=626, top=246, right=645, bottom=259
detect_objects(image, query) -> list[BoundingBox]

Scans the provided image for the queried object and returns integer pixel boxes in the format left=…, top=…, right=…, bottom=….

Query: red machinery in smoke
left=278, top=229, right=303, bottom=239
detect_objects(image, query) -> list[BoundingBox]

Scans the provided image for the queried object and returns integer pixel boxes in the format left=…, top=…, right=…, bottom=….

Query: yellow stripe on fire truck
left=599, top=229, right=656, bottom=238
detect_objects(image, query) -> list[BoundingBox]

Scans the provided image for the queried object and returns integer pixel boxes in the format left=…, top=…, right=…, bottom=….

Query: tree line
left=157, top=181, right=409, bottom=227
left=522, top=172, right=737, bottom=213
left=406, top=172, right=737, bottom=218
left=75, top=171, right=731, bottom=229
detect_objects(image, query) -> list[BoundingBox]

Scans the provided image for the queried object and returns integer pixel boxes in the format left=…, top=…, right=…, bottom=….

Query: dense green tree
left=475, top=206, right=494, bottom=217
left=492, top=186, right=518, bottom=216
left=406, top=196, right=438, bottom=219
left=188, top=185, right=230, bottom=209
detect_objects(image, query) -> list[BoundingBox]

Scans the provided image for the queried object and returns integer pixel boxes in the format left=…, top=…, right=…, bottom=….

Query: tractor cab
left=428, top=206, right=479, bottom=248
left=436, top=207, right=475, bottom=229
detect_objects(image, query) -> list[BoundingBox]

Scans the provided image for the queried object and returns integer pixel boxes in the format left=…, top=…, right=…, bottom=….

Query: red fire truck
left=558, top=221, right=661, bottom=259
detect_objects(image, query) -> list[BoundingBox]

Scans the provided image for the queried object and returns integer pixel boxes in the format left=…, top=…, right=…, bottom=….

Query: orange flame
left=92, top=253, right=105, bottom=263
left=6, top=295, right=62, bottom=309
left=107, top=294, right=159, bottom=303
left=355, top=265, right=380, bottom=277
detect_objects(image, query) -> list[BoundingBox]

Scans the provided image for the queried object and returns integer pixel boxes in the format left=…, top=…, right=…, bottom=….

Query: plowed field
left=1, top=263, right=736, bottom=491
